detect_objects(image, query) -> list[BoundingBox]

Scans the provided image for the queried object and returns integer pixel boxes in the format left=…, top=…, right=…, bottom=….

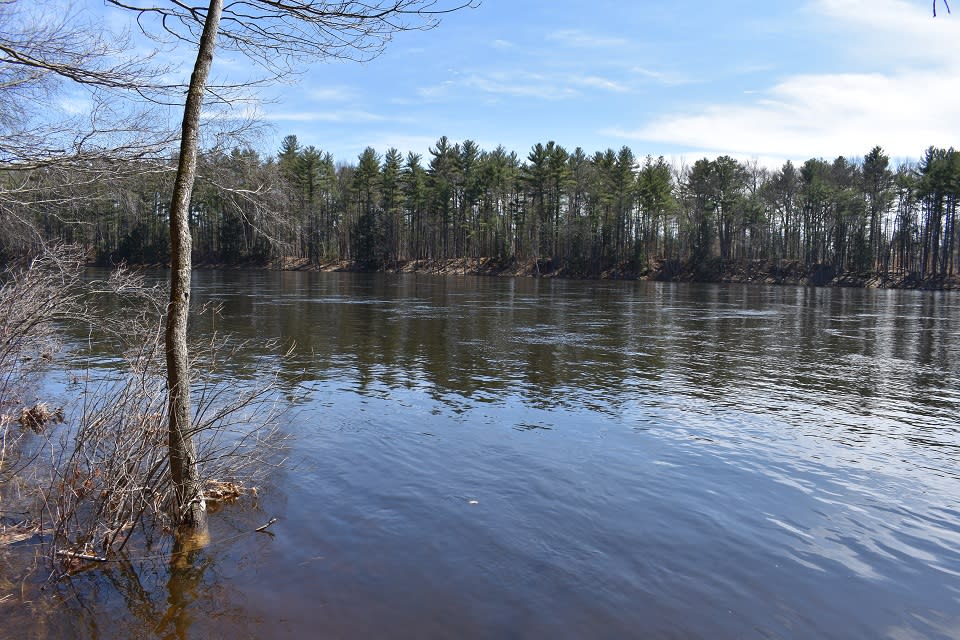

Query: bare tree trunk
left=165, top=0, right=223, bottom=533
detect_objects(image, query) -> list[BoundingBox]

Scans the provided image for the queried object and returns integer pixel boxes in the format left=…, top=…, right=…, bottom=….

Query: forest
left=4, top=136, right=958, bottom=285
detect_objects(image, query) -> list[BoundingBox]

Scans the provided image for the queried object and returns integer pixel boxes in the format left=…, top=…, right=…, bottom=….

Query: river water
left=4, top=271, right=960, bottom=639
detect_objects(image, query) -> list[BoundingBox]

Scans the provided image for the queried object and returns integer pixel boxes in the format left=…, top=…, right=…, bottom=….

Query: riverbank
left=232, top=256, right=960, bottom=290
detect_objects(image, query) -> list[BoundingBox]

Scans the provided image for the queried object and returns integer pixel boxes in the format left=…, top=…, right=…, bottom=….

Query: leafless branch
left=105, top=0, right=479, bottom=76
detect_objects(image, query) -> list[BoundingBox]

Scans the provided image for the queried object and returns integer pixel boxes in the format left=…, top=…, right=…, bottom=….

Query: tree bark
left=165, top=0, right=223, bottom=533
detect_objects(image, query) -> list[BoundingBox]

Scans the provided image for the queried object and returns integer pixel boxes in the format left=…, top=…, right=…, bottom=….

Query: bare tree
left=0, top=244, right=287, bottom=571
left=0, top=0, right=183, bottom=261
left=0, top=1, right=177, bottom=166
left=2, top=0, right=474, bottom=534
left=96, top=0, right=475, bottom=533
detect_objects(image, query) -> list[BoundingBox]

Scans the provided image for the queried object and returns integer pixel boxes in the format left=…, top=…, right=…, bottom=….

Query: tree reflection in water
left=47, top=529, right=261, bottom=639
left=154, top=532, right=209, bottom=640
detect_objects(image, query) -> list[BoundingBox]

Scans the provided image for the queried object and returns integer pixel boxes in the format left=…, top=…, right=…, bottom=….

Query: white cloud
left=610, top=0, right=960, bottom=161
left=58, top=96, right=92, bottom=116
left=809, top=0, right=959, bottom=66
left=608, top=69, right=960, bottom=160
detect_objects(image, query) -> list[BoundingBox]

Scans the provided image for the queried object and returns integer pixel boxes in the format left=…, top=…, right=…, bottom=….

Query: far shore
left=171, top=256, right=960, bottom=291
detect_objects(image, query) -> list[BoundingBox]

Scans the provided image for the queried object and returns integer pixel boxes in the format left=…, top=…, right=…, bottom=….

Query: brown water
left=3, top=271, right=960, bottom=639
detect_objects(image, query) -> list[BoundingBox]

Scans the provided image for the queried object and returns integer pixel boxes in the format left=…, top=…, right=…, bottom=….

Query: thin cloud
left=731, top=63, right=775, bottom=76
left=417, top=80, right=458, bottom=100
left=306, top=86, right=358, bottom=103
left=419, top=70, right=628, bottom=101
left=263, top=110, right=389, bottom=123
left=572, top=75, right=630, bottom=93
left=419, top=72, right=580, bottom=101
left=465, top=72, right=580, bottom=99
left=632, top=66, right=691, bottom=86
left=546, top=29, right=629, bottom=48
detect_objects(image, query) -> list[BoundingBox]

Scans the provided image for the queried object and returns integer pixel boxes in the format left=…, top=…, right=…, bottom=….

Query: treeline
left=4, top=136, right=959, bottom=281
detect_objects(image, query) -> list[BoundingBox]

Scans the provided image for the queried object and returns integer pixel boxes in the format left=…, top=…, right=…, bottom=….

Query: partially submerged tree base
left=171, top=525, right=211, bottom=554
left=46, top=318, right=287, bottom=564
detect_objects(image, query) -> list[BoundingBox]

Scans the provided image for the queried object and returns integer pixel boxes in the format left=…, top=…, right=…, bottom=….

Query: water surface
left=5, top=272, right=960, bottom=639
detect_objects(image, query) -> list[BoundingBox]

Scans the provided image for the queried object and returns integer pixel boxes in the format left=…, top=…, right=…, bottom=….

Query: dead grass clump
left=203, top=480, right=258, bottom=505
left=17, top=403, right=64, bottom=433
left=0, top=520, right=40, bottom=546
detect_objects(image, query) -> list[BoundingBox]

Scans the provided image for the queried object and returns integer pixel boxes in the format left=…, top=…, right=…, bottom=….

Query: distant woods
left=4, top=137, right=959, bottom=282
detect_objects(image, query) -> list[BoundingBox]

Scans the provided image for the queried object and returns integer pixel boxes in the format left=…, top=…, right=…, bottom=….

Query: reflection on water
left=201, top=273, right=959, bottom=453
left=4, top=271, right=960, bottom=639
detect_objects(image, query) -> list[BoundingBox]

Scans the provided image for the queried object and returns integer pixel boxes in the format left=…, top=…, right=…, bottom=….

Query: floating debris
left=56, top=550, right=107, bottom=563
left=203, top=480, right=257, bottom=504
left=255, top=518, right=278, bottom=532
left=18, top=402, right=64, bottom=433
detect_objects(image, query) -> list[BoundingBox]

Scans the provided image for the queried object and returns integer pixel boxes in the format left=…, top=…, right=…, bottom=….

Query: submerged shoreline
left=188, top=256, right=960, bottom=291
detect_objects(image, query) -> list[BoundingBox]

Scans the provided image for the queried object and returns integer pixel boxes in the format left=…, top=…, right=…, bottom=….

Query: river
left=3, top=271, right=960, bottom=639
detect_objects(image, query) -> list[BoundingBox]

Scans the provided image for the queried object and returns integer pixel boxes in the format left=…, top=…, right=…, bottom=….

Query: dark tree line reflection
left=175, top=271, right=959, bottom=448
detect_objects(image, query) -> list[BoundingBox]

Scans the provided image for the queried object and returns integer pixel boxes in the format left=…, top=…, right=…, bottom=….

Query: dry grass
left=204, top=479, right=257, bottom=504
left=17, top=403, right=63, bottom=433
left=0, top=520, right=40, bottom=546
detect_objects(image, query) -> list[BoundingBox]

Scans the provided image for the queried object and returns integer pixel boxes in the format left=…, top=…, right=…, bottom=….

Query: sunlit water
left=3, top=271, right=960, bottom=639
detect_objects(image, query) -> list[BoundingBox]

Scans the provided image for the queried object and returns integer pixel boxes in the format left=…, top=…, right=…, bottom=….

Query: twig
left=56, top=550, right=108, bottom=562
left=254, top=517, right=277, bottom=533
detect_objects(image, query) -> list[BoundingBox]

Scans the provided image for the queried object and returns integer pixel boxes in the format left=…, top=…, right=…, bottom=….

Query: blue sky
left=87, top=1, right=960, bottom=167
